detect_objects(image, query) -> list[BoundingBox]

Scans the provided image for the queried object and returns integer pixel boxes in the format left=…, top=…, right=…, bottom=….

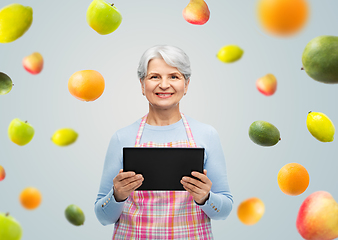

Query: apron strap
left=134, top=113, right=148, bottom=146
left=134, top=113, right=196, bottom=147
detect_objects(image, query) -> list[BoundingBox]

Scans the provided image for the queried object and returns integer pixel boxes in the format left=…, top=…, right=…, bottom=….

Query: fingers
left=115, top=170, right=136, bottom=181
left=182, top=182, right=200, bottom=194
left=181, top=176, right=204, bottom=189
left=121, top=174, right=143, bottom=187
left=191, top=171, right=211, bottom=185
left=124, top=177, right=143, bottom=191
left=114, top=170, right=143, bottom=189
left=116, top=174, right=143, bottom=188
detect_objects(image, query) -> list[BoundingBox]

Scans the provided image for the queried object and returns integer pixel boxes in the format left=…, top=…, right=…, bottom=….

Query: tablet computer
left=123, top=147, right=204, bottom=191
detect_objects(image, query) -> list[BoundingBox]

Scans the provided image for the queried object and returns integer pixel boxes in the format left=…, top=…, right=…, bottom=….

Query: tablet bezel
left=123, top=147, right=205, bottom=191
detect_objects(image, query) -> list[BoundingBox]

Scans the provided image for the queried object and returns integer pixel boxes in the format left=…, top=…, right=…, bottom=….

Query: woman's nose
left=159, top=78, right=171, bottom=89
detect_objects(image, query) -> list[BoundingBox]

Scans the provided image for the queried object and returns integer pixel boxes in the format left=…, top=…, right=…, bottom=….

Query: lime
left=65, top=204, right=85, bottom=226
left=306, top=111, right=335, bottom=142
left=249, top=120, right=281, bottom=146
left=216, top=45, right=244, bottom=63
left=0, top=72, right=13, bottom=95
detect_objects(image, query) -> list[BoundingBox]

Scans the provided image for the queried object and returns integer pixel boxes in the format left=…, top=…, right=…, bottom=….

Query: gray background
left=1, top=0, right=338, bottom=239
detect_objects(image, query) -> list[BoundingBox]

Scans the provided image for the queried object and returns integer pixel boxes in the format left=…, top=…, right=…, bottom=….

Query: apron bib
left=112, top=113, right=213, bottom=240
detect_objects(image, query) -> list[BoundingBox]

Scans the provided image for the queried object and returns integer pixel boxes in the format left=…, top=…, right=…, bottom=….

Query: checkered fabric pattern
left=112, top=113, right=213, bottom=240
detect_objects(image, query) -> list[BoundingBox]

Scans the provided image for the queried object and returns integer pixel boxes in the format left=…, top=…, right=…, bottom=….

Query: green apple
left=8, top=118, right=35, bottom=146
left=0, top=72, right=13, bottom=95
left=0, top=212, right=23, bottom=240
left=86, top=0, right=122, bottom=35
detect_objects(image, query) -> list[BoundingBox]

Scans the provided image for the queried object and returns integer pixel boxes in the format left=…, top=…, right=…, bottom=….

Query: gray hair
left=137, top=45, right=191, bottom=83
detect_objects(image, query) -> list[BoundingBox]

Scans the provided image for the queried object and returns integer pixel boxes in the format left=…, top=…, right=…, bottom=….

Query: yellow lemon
left=0, top=3, right=33, bottom=43
left=51, top=128, right=78, bottom=146
left=216, top=45, right=244, bottom=63
left=306, top=111, right=335, bottom=142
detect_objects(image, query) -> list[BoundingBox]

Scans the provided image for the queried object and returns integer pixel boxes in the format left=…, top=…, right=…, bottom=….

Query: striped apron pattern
left=112, top=113, right=213, bottom=239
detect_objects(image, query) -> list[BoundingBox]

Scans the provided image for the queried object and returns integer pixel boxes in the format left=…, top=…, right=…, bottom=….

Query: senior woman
left=95, top=45, right=233, bottom=239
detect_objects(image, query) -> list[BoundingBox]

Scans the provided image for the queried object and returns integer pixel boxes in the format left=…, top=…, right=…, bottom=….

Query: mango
left=302, top=36, right=338, bottom=84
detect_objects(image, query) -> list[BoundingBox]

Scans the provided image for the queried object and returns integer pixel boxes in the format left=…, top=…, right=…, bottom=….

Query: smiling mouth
left=156, top=93, right=174, bottom=96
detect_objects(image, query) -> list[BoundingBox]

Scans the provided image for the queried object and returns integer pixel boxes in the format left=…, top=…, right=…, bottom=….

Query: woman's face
left=141, top=58, right=189, bottom=110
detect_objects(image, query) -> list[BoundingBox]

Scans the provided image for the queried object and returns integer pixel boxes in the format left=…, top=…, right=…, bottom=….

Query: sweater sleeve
left=94, top=132, right=127, bottom=226
left=196, top=126, right=234, bottom=220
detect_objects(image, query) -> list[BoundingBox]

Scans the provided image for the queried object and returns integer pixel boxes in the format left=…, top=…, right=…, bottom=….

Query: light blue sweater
left=94, top=114, right=233, bottom=226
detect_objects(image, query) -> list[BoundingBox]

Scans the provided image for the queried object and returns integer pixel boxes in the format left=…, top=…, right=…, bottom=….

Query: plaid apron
left=112, top=113, right=213, bottom=239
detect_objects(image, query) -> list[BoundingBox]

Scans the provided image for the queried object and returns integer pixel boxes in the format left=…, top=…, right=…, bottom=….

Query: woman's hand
left=181, top=169, right=212, bottom=205
left=113, top=169, right=144, bottom=202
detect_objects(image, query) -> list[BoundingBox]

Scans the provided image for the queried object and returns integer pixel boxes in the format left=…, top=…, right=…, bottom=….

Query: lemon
left=216, top=45, right=244, bottom=63
left=306, top=111, right=335, bottom=142
left=0, top=3, right=33, bottom=43
left=51, top=128, right=78, bottom=146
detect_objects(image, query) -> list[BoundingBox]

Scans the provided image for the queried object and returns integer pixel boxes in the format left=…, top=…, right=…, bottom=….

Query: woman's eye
left=150, top=76, right=158, bottom=79
left=171, top=76, right=178, bottom=79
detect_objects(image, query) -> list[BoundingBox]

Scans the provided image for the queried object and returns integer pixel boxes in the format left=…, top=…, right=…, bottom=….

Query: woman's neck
left=146, top=105, right=182, bottom=126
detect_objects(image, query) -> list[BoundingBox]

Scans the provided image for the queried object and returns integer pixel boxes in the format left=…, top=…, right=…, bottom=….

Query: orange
left=277, top=163, right=309, bottom=196
left=237, top=197, right=265, bottom=225
left=68, top=70, right=105, bottom=102
left=19, top=187, right=42, bottom=210
left=257, top=0, right=309, bottom=36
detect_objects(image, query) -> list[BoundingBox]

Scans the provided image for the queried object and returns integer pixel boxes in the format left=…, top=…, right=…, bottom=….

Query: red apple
left=296, top=191, right=338, bottom=240
left=0, top=165, right=5, bottom=181
left=256, top=73, right=277, bottom=96
left=182, top=0, right=210, bottom=25
left=22, top=52, right=43, bottom=74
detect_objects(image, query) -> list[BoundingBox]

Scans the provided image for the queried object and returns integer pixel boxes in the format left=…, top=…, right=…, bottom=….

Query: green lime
left=65, top=204, right=85, bottom=226
left=249, top=120, right=281, bottom=146
left=0, top=72, right=13, bottom=95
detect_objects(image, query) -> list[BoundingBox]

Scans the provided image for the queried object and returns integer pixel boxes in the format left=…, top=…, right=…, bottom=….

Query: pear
left=302, top=36, right=338, bottom=84
left=182, top=0, right=210, bottom=25
left=296, top=191, right=338, bottom=240
left=0, top=3, right=33, bottom=43
left=86, top=0, right=122, bottom=35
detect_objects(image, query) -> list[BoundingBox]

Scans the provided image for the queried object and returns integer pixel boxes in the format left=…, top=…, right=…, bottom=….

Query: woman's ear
left=140, top=79, right=145, bottom=95
left=184, top=79, right=190, bottom=95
